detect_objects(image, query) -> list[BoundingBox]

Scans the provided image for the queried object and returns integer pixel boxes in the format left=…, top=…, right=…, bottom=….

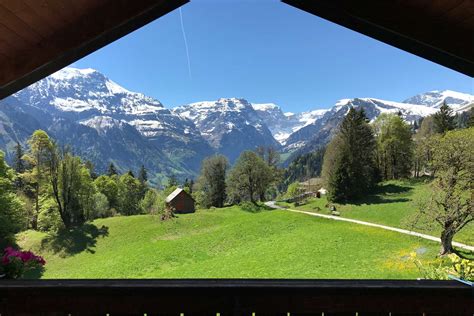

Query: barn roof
left=165, top=188, right=185, bottom=203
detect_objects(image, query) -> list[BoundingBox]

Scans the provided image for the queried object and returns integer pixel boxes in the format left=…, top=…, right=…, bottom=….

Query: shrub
left=140, top=189, right=166, bottom=216
left=410, top=252, right=474, bottom=281
left=240, top=201, right=261, bottom=213
left=0, top=247, right=45, bottom=279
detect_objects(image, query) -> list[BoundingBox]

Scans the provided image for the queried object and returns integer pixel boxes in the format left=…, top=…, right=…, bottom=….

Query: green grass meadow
left=279, top=179, right=474, bottom=246
left=18, top=205, right=441, bottom=279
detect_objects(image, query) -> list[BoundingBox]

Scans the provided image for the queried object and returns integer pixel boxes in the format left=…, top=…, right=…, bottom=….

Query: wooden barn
left=165, top=188, right=195, bottom=214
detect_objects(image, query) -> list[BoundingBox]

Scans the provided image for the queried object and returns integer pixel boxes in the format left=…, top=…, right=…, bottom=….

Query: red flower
left=2, top=247, right=46, bottom=266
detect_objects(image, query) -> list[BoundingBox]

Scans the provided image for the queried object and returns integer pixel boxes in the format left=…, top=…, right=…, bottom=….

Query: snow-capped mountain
left=2, top=67, right=214, bottom=182
left=14, top=68, right=165, bottom=116
left=251, top=102, right=327, bottom=144
left=404, top=90, right=474, bottom=110
left=174, top=98, right=279, bottom=162
left=1, top=66, right=472, bottom=179
left=282, top=97, right=440, bottom=155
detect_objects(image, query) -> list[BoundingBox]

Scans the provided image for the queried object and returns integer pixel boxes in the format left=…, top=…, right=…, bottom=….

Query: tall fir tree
left=137, top=165, right=148, bottom=199
left=13, top=142, right=25, bottom=174
left=467, top=107, right=474, bottom=128
left=138, top=165, right=147, bottom=184
left=322, top=108, right=378, bottom=202
left=167, top=174, right=179, bottom=188
left=13, top=142, right=25, bottom=190
left=433, top=102, right=455, bottom=133
left=196, top=155, right=228, bottom=208
left=107, top=163, right=118, bottom=176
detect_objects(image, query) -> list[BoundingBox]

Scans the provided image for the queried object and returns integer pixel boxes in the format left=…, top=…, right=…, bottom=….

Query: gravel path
left=265, top=201, right=474, bottom=252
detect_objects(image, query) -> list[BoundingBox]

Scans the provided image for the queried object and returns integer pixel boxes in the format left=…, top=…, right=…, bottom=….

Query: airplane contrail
left=179, top=8, right=192, bottom=80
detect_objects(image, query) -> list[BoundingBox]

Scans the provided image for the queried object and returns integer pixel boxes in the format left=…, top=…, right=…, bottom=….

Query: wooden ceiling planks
left=283, top=0, right=474, bottom=77
left=0, top=0, right=188, bottom=99
left=0, top=0, right=472, bottom=100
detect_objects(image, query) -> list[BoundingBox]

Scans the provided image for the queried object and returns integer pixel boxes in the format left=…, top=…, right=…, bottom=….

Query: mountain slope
left=174, top=98, right=280, bottom=162
left=252, top=102, right=327, bottom=145
left=1, top=68, right=214, bottom=183
left=404, top=90, right=474, bottom=110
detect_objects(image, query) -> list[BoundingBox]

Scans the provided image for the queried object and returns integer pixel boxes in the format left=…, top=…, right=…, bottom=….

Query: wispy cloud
left=179, top=8, right=192, bottom=80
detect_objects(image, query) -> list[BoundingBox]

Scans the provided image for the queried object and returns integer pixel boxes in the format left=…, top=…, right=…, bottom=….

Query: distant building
left=165, top=188, right=195, bottom=214
left=318, top=188, right=327, bottom=195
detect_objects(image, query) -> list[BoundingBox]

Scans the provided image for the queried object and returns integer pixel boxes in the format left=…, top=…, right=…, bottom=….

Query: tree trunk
left=32, top=183, right=39, bottom=230
left=440, top=229, right=454, bottom=255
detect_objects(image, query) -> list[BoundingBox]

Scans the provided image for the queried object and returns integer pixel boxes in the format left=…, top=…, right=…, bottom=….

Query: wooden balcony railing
left=0, top=279, right=473, bottom=315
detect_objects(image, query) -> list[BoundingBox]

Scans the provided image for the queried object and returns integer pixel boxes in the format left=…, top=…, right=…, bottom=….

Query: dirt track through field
left=265, top=201, right=474, bottom=252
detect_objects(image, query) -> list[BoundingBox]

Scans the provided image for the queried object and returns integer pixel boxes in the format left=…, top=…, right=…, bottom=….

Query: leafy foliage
left=373, top=114, right=414, bottom=180
left=416, top=128, right=473, bottom=254
left=226, top=151, right=273, bottom=204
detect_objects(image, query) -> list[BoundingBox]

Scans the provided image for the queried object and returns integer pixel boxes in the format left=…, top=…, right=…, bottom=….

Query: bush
left=0, top=247, right=45, bottom=279
left=409, top=252, right=474, bottom=281
left=140, top=189, right=166, bottom=216
left=285, top=182, right=301, bottom=199
left=240, top=201, right=261, bottom=213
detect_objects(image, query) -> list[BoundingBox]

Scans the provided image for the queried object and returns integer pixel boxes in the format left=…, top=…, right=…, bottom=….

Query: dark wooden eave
left=0, top=0, right=188, bottom=100
left=1, top=280, right=473, bottom=314
left=283, top=0, right=474, bottom=77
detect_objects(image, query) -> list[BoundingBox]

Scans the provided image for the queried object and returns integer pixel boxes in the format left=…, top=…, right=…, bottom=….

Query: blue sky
left=73, top=0, right=473, bottom=113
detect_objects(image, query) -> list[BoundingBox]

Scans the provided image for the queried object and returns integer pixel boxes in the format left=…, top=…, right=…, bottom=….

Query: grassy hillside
left=17, top=206, right=442, bottom=279
left=279, top=179, right=474, bottom=246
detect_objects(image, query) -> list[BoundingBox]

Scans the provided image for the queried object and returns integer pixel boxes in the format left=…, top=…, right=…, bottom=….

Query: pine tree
left=322, top=108, right=378, bottom=202
left=107, top=163, right=118, bottom=176
left=433, top=102, right=455, bottom=133
left=467, top=107, right=474, bottom=127
left=189, top=179, right=194, bottom=194
left=196, top=155, right=228, bottom=208
left=167, top=174, right=179, bottom=188
left=13, top=142, right=25, bottom=189
left=138, top=165, right=147, bottom=184
left=13, top=142, right=25, bottom=174
left=84, top=160, right=98, bottom=179
left=127, top=170, right=135, bottom=178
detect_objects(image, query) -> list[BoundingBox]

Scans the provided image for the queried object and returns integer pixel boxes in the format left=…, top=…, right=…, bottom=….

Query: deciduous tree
left=22, top=130, right=53, bottom=229
left=417, top=128, right=473, bottom=255
left=226, top=151, right=272, bottom=204
left=373, top=114, right=414, bottom=180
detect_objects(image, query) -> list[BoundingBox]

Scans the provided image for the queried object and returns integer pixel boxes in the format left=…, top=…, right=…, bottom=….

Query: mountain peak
left=252, top=103, right=280, bottom=112
left=50, top=67, right=99, bottom=80
left=403, top=89, right=474, bottom=109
